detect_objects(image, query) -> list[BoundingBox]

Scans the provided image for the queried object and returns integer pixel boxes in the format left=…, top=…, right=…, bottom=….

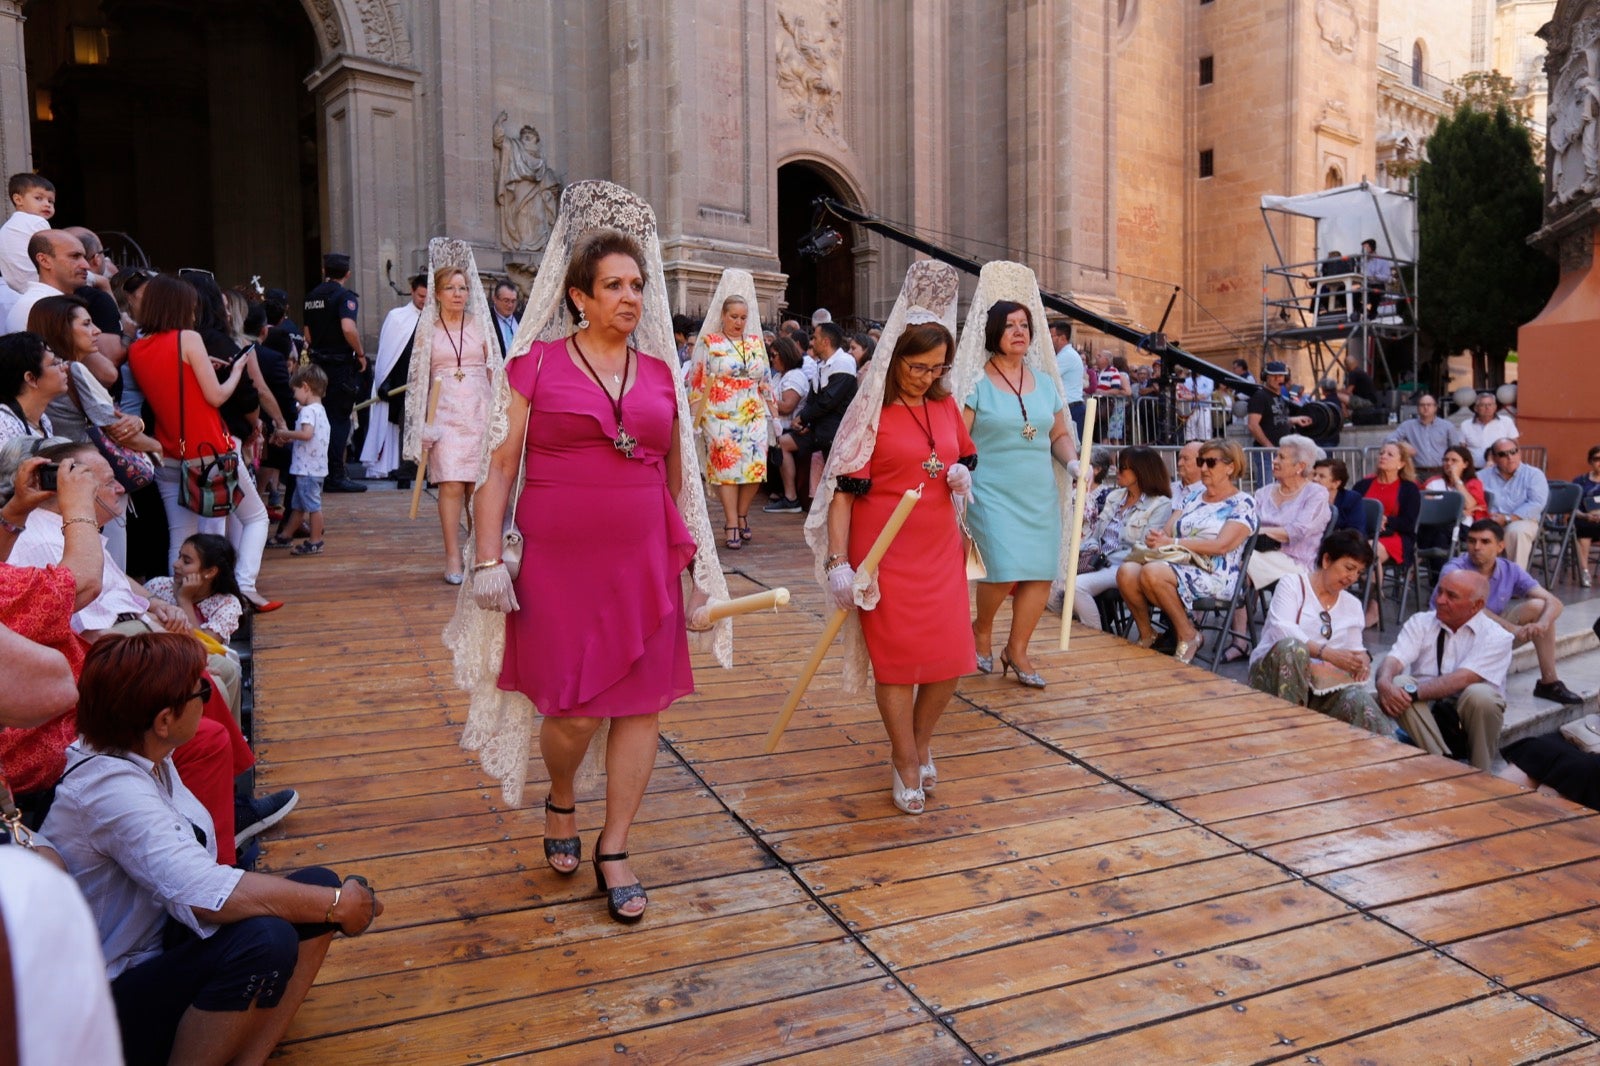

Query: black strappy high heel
left=542, top=796, right=580, bottom=875
left=593, top=842, right=648, bottom=924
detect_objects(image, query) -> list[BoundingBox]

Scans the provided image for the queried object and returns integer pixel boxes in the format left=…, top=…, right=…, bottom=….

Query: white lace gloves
left=471, top=564, right=519, bottom=613
left=420, top=423, right=444, bottom=445
left=946, top=463, right=974, bottom=517
left=827, top=564, right=857, bottom=612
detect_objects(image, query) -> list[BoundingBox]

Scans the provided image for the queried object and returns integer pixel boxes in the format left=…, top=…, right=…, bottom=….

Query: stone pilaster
left=0, top=0, right=31, bottom=182
left=306, top=54, right=421, bottom=344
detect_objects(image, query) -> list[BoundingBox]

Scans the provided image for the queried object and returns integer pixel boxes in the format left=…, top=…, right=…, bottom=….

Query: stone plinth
left=1516, top=227, right=1600, bottom=480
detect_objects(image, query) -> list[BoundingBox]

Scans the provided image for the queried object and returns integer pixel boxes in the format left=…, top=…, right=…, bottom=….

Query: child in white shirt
left=1, top=173, right=55, bottom=294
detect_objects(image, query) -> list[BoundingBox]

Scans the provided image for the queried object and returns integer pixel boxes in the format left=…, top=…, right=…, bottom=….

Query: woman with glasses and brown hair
left=0, top=329, right=69, bottom=444
left=1249, top=529, right=1387, bottom=735
left=40, top=631, right=382, bottom=1066
left=1116, top=438, right=1257, bottom=663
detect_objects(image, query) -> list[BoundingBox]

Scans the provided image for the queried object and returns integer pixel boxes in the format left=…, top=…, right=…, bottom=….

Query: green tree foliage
left=1417, top=103, right=1554, bottom=388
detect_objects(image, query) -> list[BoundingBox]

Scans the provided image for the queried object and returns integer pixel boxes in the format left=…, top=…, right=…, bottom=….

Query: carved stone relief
left=1548, top=23, right=1600, bottom=209
left=301, top=0, right=410, bottom=65
left=1315, top=0, right=1358, bottom=58
left=493, top=111, right=563, bottom=277
left=777, top=0, right=845, bottom=144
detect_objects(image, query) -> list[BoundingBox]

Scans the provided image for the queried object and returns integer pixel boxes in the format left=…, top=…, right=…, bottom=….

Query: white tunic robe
left=359, top=300, right=422, bottom=476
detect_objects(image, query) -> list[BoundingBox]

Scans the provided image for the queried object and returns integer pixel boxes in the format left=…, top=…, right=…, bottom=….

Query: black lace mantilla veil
left=801, top=260, right=962, bottom=693
left=443, top=180, right=732, bottom=807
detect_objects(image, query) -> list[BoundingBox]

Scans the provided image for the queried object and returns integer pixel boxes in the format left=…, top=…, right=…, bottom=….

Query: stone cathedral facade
left=0, top=0, right=1552, bottom=368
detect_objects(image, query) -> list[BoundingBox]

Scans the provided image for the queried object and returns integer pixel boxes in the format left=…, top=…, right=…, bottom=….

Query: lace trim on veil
left=948, top=260, right=1078, bottom=585
left=401, top=238, right=502, bottom=463
left=801, top=261, right=962, bottom=693
left=442, top=181, right=732, bottom=807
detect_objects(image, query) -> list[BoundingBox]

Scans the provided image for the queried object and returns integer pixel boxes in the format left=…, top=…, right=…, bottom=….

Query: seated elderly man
left=1434, top=519, right=1583, bottom=706
left=1375, top=569, right=1513, bottom=770
left=1478, top=437, right=1549, bottom=569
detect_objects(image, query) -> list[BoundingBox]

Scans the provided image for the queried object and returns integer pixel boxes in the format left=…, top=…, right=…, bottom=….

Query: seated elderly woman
left=1248, top=529, right=1389, bottom=736
left=1250, top=435, right=1330, bottom=587
left=1067, top=446, right=1172, bottom=629
left=39, top=632, right=382, bottom=1066
left=1116, top=438, right=1258, bottom=663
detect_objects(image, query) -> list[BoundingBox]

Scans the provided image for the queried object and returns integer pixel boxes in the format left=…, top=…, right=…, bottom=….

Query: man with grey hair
left=1386, top=393, right=1460, bottom=480
left=63, top=225, right=128, bottom=367
left=1376, top=569, right=1512, bottom=770
left=1170, top=440, right=1203, bottom=503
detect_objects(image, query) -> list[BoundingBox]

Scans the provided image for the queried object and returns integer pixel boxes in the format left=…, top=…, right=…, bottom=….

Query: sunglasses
left=178, top=267, right=216, bottom=281
left=1196, top=456, right=1230, bottom=468
left=1318, top=610, right=1333, bottom=639
left=1492, top=448, right=1519, bottom=458
left=186, top=678, right=214, bottom=706
left=902, top=363, right=953, bottom=377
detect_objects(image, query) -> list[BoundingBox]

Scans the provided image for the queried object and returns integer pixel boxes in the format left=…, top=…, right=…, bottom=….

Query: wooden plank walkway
left=250, top=491, right=1600, bottom=1064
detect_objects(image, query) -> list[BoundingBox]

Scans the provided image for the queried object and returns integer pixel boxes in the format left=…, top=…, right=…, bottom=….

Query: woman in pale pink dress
left=426, top=266, right=493, bottom=582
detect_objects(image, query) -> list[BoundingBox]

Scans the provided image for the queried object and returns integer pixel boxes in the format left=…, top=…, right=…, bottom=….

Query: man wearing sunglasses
left=1478, top=437, right=1548, bottom=569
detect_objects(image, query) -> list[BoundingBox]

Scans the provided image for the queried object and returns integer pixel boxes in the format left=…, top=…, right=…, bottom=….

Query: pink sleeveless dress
left=497, top=339, right=696, bottom=716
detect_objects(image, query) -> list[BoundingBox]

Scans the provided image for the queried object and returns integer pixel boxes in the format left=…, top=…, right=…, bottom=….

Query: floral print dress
left=1170, top=490, right=1259, bottom=609
left=691, top=331, right=772, bottom=485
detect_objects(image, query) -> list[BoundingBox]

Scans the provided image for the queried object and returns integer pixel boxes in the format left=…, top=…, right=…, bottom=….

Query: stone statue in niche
left=1548, top=38, right=1600, bottom=209
left=493, top=112, right=563, bottom=261
left=777, top=2, right=844, bottom=143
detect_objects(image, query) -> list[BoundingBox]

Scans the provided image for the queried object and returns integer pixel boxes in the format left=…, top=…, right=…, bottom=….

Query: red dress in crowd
left=846, top=397, right=977, bottom=685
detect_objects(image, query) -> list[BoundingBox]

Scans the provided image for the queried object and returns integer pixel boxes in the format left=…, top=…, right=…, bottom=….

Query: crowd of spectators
left=1, top=171, right=381, bottom=1062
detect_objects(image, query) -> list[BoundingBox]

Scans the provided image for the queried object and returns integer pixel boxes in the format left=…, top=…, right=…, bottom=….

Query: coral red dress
left=846, top=398, right=977, bottom=685
left=498, top=340, right=696, bottom=716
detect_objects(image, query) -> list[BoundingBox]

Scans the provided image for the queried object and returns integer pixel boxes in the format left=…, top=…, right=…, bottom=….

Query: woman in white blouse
left=39, top=632, right=383, bottom=1066
left=1248, top=528, right=1388, bottom=735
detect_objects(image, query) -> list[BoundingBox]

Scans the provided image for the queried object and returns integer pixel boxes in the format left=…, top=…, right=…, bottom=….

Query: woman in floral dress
left=690, top=287, right=772, bottom=549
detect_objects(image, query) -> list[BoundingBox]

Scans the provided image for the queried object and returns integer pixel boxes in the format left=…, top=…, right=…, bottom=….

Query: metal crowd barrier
left=1088, top=394, right=1230, bottom=447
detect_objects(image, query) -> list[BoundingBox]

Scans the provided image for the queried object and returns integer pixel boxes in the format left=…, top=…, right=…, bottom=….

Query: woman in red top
left=824, top=322, right=977, bottom=815
left=128, top=275, right=278, bottom=609
left=1352, top=441, right=1420, bottom=624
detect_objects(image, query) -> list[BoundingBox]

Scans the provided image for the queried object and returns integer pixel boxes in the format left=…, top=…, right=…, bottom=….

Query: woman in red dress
left=822, top=321, right=976, bottom=814
left=1352, top=441, right=1420, bottom=624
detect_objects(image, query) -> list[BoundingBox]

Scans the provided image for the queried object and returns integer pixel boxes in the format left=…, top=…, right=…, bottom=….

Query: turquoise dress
left=964, top=371, right=1063, bottom=582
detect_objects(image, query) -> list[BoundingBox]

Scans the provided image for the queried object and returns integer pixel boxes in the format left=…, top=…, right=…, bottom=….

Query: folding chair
left=1194, top=535, right=1258, bottom=671
left=1534, top=482, right=1583, bottom=587
left=1398, top=490, right=1464, bottom=619
left=1356, top=497, right=1386, bottom=630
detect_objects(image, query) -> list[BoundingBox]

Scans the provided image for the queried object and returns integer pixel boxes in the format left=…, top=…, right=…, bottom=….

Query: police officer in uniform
left=303, top=252, right=369, bottom=492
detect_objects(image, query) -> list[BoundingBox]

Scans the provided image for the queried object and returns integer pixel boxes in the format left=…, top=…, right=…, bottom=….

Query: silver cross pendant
left=1021, top=422, right=1037, bottom=441
left=922, top=450, right=946, bottom=478
left=613, top=428, right=638, bottom=458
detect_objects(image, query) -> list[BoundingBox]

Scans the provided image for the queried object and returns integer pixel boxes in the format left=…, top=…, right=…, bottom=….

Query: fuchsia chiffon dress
left=498, top=339, right=696, bottom=716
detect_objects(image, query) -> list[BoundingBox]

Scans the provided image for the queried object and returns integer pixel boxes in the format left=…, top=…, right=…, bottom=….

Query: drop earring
left=577, top=307, right=590, bottom=330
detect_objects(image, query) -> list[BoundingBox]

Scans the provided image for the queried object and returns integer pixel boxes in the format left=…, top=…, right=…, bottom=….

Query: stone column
left=306, top=55, right=421, bottom=344
left=0, top=0, right=31, bottom=181
left=431, top=4, right=497, bottom=265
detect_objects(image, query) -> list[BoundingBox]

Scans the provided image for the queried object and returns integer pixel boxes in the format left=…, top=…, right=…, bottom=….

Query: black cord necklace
left=989, top=357, right=1037, bottom=440
left=901, top=399, right=945, bottom=478
left=441, top=313, right=467, bottom=381
left=570, top=334, right=638, bottom=458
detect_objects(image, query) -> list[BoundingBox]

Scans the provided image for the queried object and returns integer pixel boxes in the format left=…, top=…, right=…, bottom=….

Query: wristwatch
left=1401, top=681, right=1419, bottom=700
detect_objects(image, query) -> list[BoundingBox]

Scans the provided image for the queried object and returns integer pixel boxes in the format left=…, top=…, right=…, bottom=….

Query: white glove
left=471, top=565, right=519, bottom=612
left=827, top=564, right=857, bottom=612
left=1067, top=459, right=1081, bottom=479
left=420, top=423, right=444, bottom=445
left=945, top=463, right=974, bottom=515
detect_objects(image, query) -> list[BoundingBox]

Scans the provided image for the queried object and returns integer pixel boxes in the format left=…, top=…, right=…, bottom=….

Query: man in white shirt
left=5, top=229, right=90, bottom=333
left=1375, top=569, right=1512, bottom=770
left=1456, top=391, right=1519, bottom=468
left=1170, top=440, right=1203, bottom=502
left=360, top=275, right=426, bottom=479
left=1050, top=319, right=1086, bottom=439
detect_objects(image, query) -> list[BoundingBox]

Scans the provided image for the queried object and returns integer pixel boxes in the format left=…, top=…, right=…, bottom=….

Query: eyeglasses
left=1196, top=456, right=1230, bottom=468
left=1492, top=448, right=1519, bottom=458
left=1318, top=610, right=1333, bottom=639
left=186, top=678, right=214, bottom=706
left=902, top=363, right=953, bottom=377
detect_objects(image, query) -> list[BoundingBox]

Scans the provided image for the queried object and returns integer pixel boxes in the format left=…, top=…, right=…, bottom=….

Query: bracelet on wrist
left=0, top=511, right=22, bottom=536
left=324, top=884, right=342, bottom=924
left=62, top=516, right=99, bottom=530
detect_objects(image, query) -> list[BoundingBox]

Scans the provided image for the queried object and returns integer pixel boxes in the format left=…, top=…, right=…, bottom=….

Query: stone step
left=1501, top=645, right=1600, bottom=747
left=1509, top=600, right=1600, bottom=674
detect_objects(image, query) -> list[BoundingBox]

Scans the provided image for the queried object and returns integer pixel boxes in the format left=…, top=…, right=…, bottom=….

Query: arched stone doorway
left=777, top=160, right=857, bottom=323
left=22, top=0, right=320, bottom=294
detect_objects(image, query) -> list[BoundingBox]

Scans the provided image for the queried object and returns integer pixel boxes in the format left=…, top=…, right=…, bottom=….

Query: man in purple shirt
left=1434, top=518, right=1582, bottom=705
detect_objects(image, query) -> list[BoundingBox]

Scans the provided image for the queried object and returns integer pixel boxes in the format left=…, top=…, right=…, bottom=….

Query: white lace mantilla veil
left=801, top=260, right=962, bottom=693
left=948, top=260, right=1078, bottom=585
left=690, top=268, right=766, bottom=425
left=443, top=180, right=732, bottom=808
left=401, top=237, right=501, bottom=464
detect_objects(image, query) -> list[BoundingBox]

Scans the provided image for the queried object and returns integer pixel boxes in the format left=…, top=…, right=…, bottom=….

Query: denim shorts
left=291, top=475, right=323, bottom=513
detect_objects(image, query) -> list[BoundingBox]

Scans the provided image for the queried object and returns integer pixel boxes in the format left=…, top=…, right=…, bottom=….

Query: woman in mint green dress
left=963, top=298, right=1077, bottom=687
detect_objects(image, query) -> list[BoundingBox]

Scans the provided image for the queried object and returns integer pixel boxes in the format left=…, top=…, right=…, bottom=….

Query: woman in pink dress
left=470, top=229, right=693, bottom=925
left=425, top=266, right=493, bottom=583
